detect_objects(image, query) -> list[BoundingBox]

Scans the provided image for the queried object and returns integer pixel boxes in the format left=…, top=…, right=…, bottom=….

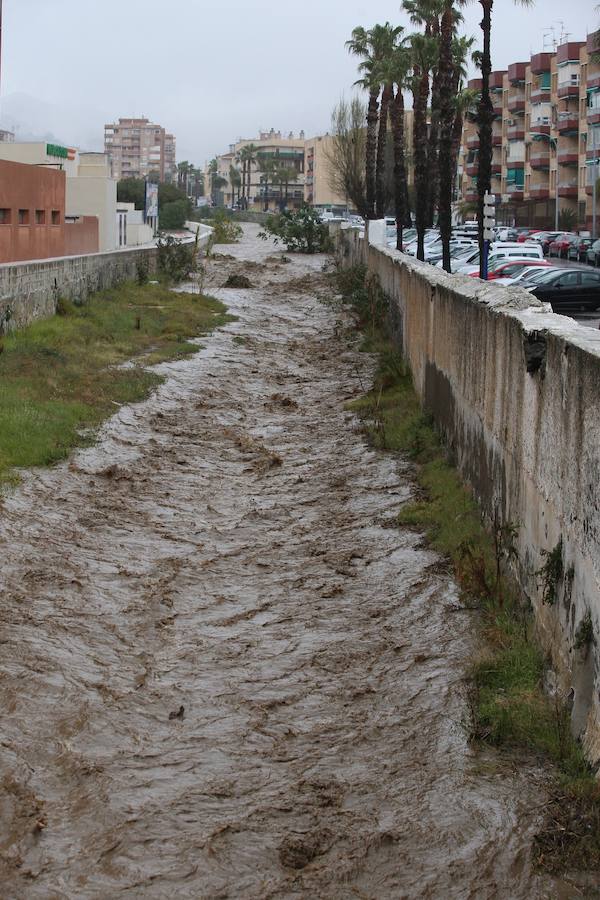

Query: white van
left=455, top=244, right=543, bottom=274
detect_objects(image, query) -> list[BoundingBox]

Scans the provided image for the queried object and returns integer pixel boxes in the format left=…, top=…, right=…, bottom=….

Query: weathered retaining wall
left=334, top=223, right=600, bottom=762
left=0, top=222, right=213, bottom=333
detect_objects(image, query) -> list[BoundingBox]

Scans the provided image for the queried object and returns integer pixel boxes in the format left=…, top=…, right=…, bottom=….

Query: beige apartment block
left=208, top=115, right=415, bottom=215
left=456, top=32, right=600, bottom=232
left=105, top=118, right=177, bottom=184
left=206, top=130, right=307, bottom=212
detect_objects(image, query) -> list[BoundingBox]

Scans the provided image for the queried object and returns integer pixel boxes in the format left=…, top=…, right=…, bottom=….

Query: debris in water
left=169, top=706, right=185, bottom=720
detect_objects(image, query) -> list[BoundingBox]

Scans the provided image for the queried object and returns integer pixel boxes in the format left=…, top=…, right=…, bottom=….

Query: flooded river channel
left=0, top=226, right=573, bottom=897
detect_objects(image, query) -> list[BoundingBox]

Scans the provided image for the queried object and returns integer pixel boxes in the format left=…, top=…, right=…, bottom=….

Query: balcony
left=466, top=163, right=479, bottom=176
left=588, top=110, right=600, bottom=126
left=467, top=77, right=482, bottom=92
left=557, top=81, right=580, bottom=99
left=557, top=151, right=578, bottom=166
left=530, top=152, right=550, bottom=170
left=530, top=53, right=553, bottom=76
left=587, top=31, right=600, bottom=53
left=492, top=163, right=502, bottom=175
left=466, top=134, right=480, bottom=150
left=463, top=190, right=478, bottom=203
left=508, top=95, right=526, bottom=113
left=492, top=133, right=503, bottom=146
left=558, top=183, right=578, bottom=198
left=529, top=186, right=549, bottom=200
left=493, top=103, right=503, bottom=117
left=506, top=186, right=524, bottom=200
left=508, top=62, right=527, bottom=84
left=556, top=41, right=585, bottom=65
left=588, top=73, right=600, bottom=91
left=530, top=123, right=550, bottom=136
left=587, top=148, right=600, bottom=162
left=490, top=70, right=507, bottom=91
left=530, top=88, right=551, bottom=104
left=557, top=114, right=579, bottom=134
left=507, top=126, right=525, bottom=140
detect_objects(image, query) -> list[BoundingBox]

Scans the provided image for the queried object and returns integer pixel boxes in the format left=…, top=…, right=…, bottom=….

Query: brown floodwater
left=0, top=226, right=583, bottom=898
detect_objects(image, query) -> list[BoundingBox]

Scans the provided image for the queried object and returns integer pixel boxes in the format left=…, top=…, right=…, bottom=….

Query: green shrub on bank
left=0, top=282, right=231, bottom=484
left=258, top=205, right=331, bottom=253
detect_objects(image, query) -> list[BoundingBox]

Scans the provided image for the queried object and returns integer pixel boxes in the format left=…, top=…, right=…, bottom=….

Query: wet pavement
left=0, top=226, right=577, bottom=897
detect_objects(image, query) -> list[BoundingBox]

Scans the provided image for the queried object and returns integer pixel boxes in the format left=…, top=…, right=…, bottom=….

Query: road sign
left=483, top=192, right=496, bottom=241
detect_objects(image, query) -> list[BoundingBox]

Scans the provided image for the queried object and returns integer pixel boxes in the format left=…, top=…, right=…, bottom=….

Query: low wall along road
left=333, top=222, right=600, bottom=762
left=0, top=222, right=213, bottom=333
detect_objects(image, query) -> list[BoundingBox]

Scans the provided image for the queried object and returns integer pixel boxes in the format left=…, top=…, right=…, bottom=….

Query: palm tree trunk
left=376, top=83, right=392, bottom=219
left=438, top=5, right=455, bottom=272
left=413, top=67, right=430, bottom=261
left=451, top=108, right=464, bottom=191
left=477, top=0, right=494, bottom=277
left=390, top=87, right=407, bottom=251
left=365, top=87, right=380, bottom=220
left=427, top=69, right=442, bottom=228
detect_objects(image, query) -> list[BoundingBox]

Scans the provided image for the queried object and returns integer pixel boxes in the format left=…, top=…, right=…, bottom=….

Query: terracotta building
left=0, top=159, right=98, bottom=264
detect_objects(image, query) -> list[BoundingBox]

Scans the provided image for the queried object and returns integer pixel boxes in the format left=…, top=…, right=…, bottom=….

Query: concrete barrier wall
left=334, top=223, right=600, bottom=762
left=0, top=223, right=213, bottom=333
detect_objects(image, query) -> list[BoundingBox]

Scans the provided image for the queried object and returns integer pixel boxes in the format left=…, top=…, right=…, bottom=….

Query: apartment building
left=206, top=130, right=307, bottom=212
left=457, top=31, right=600, bottom=233
left=207, top=115, right=415, bottom=214
left=104, top=118, right=177, bottom=184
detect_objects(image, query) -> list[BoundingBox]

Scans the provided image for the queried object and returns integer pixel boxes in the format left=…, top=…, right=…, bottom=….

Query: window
left=18, top=209, right=30, bottom=225
left=35, top=209, right=46, bottom=225
left=51, top=210, right=61, bottom=225
left=0, top=208, right=11, bottom=224
left=581, top=272, right=600, bottom=285
left=555, top=273, right=580, bottom=287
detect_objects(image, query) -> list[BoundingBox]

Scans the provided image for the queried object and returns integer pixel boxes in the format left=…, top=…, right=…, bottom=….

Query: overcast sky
left=1, top=0, right=596, bottom=165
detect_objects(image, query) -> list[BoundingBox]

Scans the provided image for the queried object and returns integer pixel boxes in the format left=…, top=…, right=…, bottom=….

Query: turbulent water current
left=0, top=226, right=579, bottom=897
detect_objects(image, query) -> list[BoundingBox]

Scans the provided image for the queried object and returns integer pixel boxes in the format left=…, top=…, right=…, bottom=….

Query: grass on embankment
left=336, top=263, right=600, bottom=876
left=0, top=281, right=232, bottom=484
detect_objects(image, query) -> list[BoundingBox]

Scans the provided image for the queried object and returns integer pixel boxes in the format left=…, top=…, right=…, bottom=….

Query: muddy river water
left=0, top=226, right=578, bottom=897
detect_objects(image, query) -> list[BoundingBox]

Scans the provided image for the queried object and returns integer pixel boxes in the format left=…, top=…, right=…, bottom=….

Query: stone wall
left=334, top=223, right=600, bottom=762
left=0, top=223, right=213, bottom=333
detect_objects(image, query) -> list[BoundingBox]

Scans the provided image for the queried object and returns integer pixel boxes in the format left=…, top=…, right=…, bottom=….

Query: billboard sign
left=145, top=182, right=159, bottom=221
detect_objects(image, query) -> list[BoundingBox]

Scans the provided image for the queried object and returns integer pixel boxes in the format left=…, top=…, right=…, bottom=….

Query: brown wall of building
left=0, top=160, right=66, bottom=263
left=64, top=216, right=99, bottom=256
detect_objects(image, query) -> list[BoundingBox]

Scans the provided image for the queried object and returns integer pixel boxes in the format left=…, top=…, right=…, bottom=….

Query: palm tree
left=257, top=155, right=277, bottom=211
left=229, top=164, right=242, bottom=208
left=437, top=2, right=470, bottom=271
left=477, top=0, right=534, bottom=275
left=347, top=24, right=399, bottom=220
left=376, top=39, right=411, bottom=249
left=237, top=144, right=258, bottom=210
left=409, top=32, right=438, bottom=260
left=177, top=161, right=191, bottom=193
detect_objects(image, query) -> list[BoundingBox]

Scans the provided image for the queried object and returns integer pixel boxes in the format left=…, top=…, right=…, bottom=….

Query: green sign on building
left=46, top=143, right=69, bottom=159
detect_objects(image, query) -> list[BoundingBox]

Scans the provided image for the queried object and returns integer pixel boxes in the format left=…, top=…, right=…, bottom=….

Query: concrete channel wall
left=333, top=222, right=600, bottom=762
left=0, top=222, right=213, bottom=333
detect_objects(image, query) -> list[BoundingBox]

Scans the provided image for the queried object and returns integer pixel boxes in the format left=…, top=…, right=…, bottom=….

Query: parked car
left=548, top=233, right=578, bottom=258
left=567, top=236, right=592, bottom=262
left=530, top=231, right=561, bottom=255
left=516, top=229, right=542, bottom=243
left=456, top=244, right=544, bottom=274
left=524, top=269, right=600, bottom=312
left=493, top=263, right=558, bottom=286
left=586, top=239, right=600, bottom=267
left=468, top=259, right=552, bottom=281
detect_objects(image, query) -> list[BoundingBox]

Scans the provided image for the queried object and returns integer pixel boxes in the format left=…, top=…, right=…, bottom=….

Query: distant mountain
left=0, top=92, right=107, bottom=151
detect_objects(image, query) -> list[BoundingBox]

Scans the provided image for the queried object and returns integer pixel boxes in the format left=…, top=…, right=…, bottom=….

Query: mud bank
left=0, top=225, right=572, bottom=897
